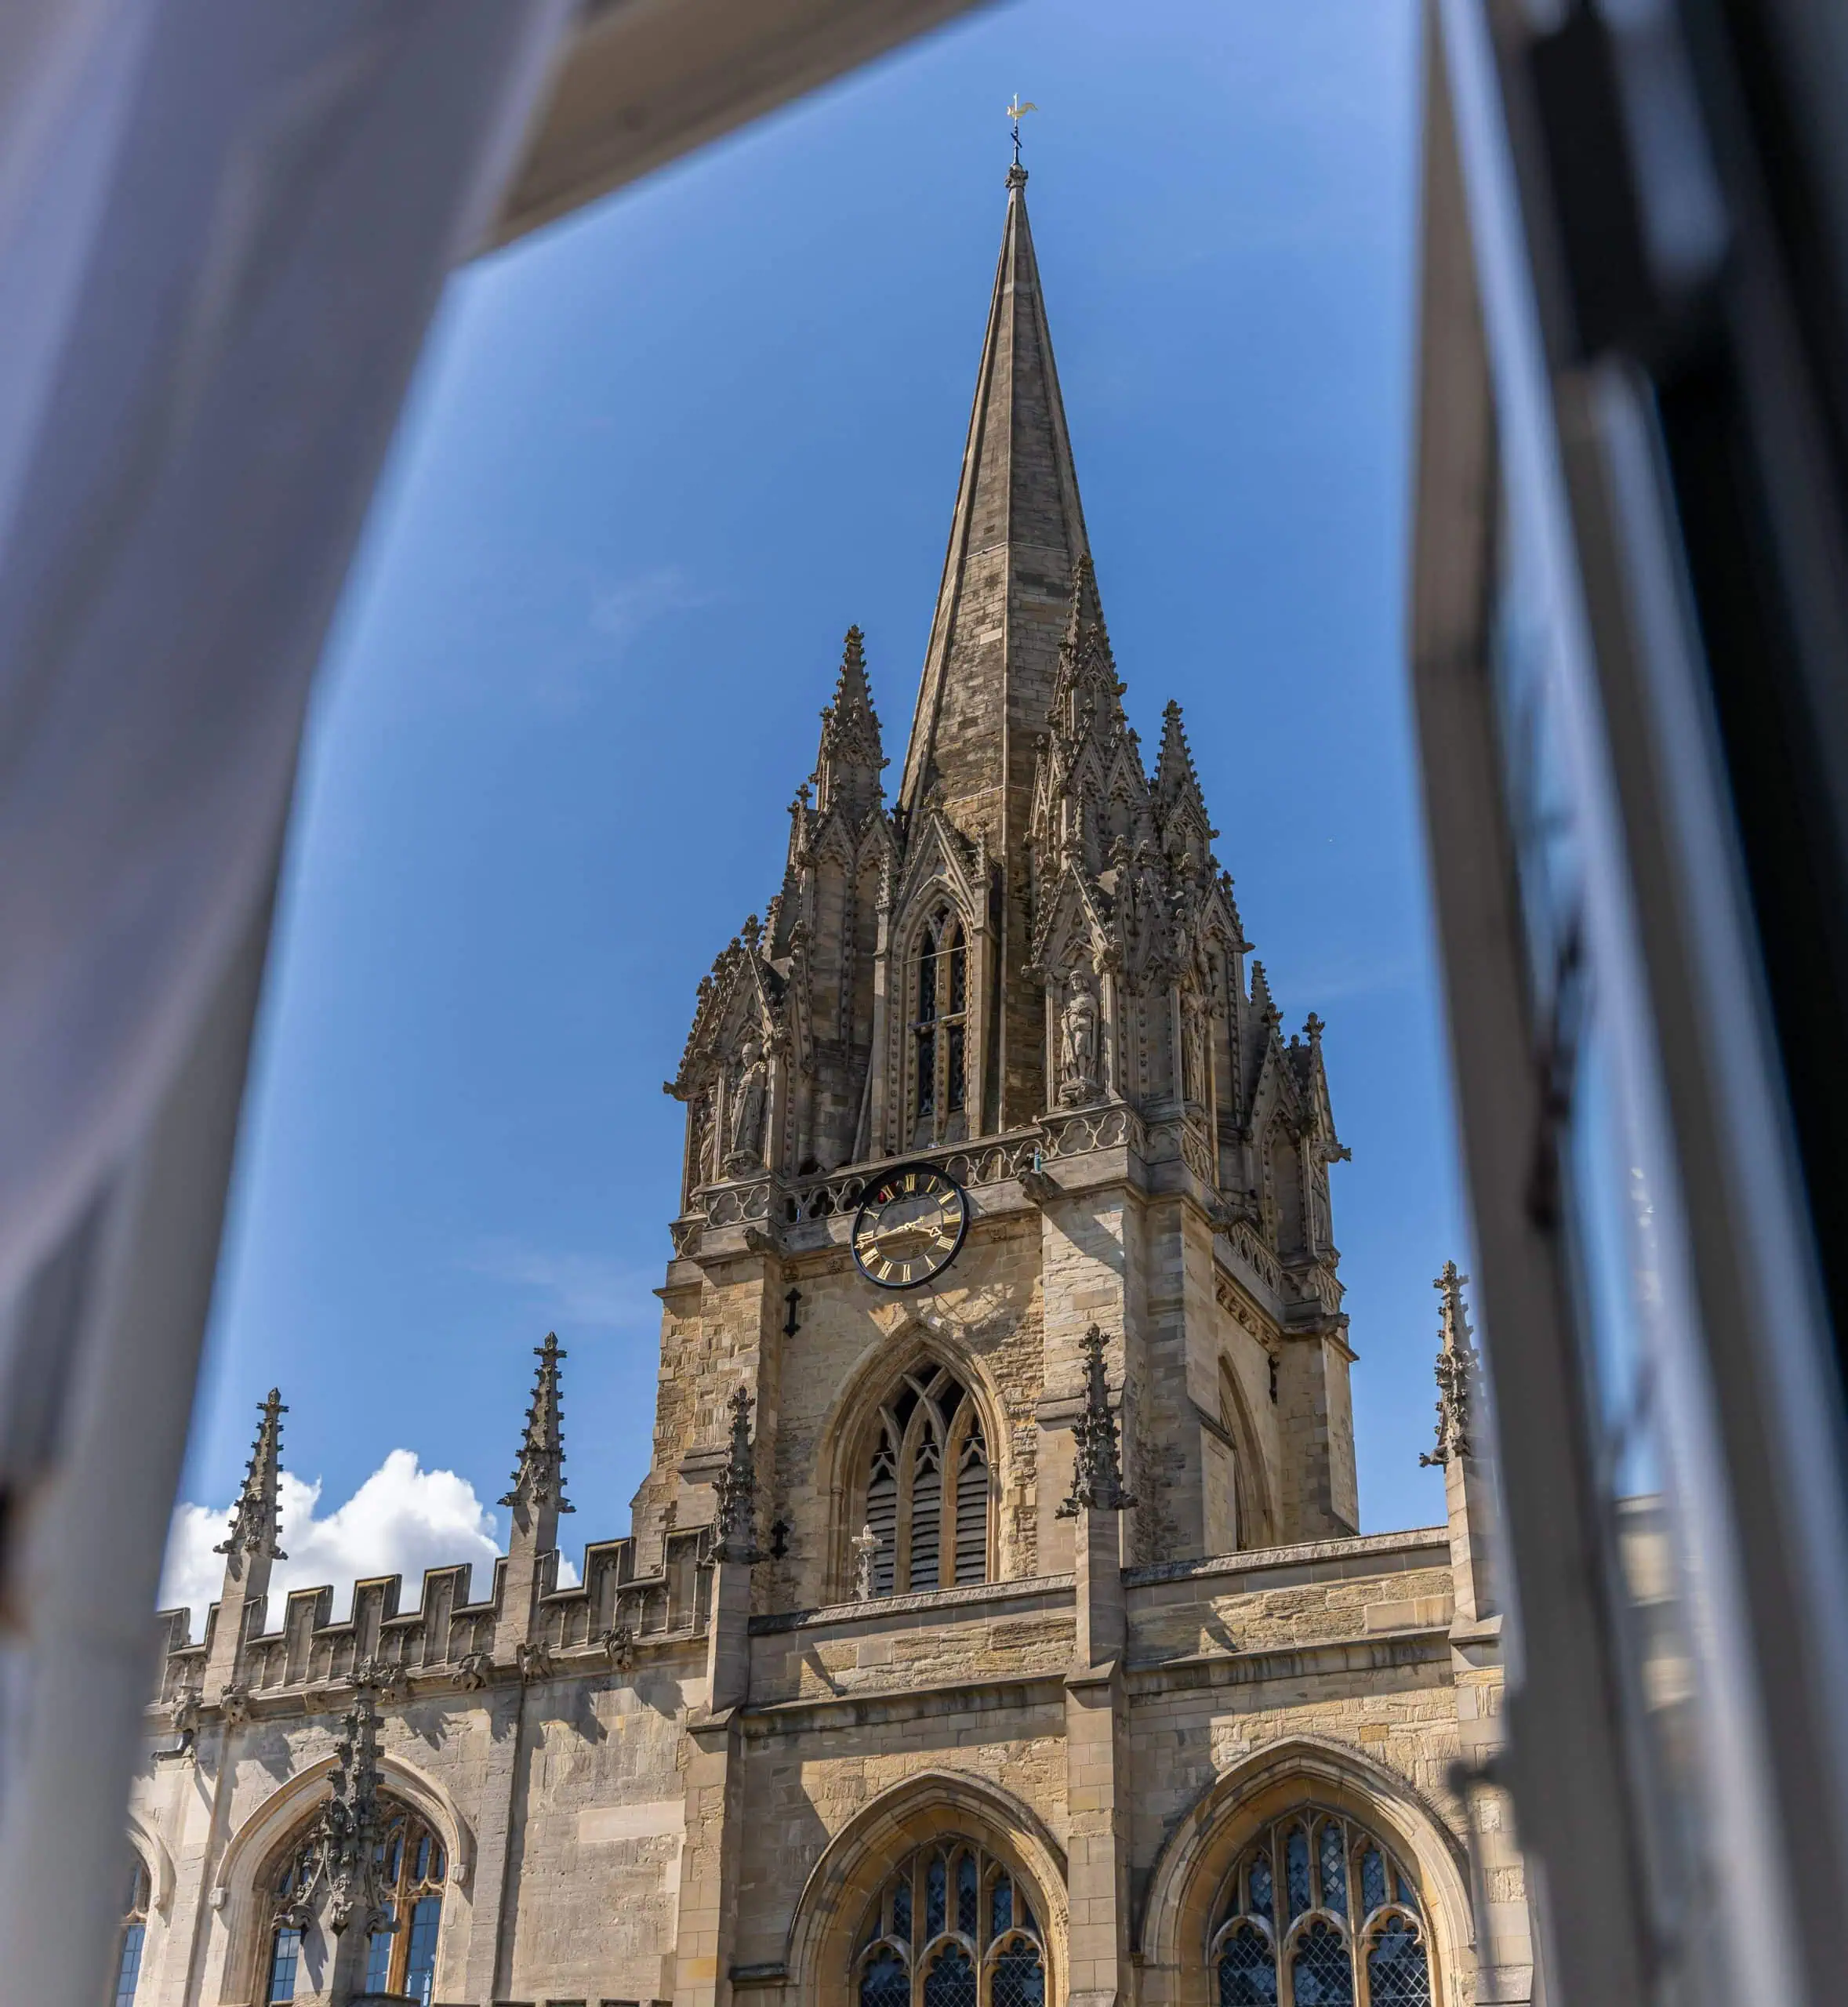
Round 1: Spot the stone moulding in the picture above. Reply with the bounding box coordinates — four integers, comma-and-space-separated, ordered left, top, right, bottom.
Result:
692, 1116, 1149, 1242
740, 1668, 1071, 1737
1123, 1526, 1448, 1589
1133, 1732, 1478, 1983
1125, 1630, 1453, 1693
780, 1766, 1071, 2007
748, 1570, 1077, 1635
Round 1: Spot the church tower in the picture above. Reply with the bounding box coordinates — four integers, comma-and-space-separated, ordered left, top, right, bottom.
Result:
130, 164, 1531, 2007
652, 161, 1359, 1610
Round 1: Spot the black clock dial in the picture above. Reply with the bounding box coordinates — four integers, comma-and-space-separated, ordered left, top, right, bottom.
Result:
851, 1164, 970, 1290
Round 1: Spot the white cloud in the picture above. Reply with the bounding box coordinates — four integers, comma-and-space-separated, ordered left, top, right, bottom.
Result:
160, 1450, 503, 1634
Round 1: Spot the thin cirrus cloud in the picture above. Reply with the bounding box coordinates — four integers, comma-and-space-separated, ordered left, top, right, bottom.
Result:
466, 1238, 658, 1332
158, 1448, 580, 1634
590, 563, 711, 649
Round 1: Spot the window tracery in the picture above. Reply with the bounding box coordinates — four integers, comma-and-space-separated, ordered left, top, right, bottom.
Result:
910, 909, 968, 1144
1211, 1810, 1431, 2007
860, 1366, 990, 1595
362, 1803, 448, 2004
855, 1842, 1044, 2007
260, 1795, 445, 2005
115, 1856, 151, 2007
265, 1828, 317, 2003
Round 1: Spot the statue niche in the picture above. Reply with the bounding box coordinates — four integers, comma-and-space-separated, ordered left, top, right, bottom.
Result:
1180, 987, 1208, 1108
725, 1037, 769, 1174
1057, 971, 1102, 1108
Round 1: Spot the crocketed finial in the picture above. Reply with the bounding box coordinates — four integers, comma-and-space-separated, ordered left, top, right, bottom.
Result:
216, 1388, 288, 1562
501, 1334, 572, 1515
1058, 1325, 1135, 1515
711, 1383, 763, 1564
1420, 1262, 1479, 1468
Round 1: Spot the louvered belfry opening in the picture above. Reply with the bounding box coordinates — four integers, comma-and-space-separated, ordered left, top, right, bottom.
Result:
860, 1364, 991, 1595
911, 908, 970, 1146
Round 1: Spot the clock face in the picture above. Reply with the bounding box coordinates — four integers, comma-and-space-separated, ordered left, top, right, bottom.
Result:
851, 1164, 970, 1290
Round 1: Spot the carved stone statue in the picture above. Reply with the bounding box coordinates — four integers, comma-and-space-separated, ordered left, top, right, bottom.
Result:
727, 1039, 768, 1170
1058, 976, 1100, 1106
1180, 991, 1207, 1105
688, 1087, 714, 1191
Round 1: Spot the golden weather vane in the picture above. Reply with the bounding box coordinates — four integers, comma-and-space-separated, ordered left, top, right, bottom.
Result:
1006, 94, 1039, 169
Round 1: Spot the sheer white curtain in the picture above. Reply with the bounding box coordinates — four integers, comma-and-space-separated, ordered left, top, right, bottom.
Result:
0, 7, 574, 2000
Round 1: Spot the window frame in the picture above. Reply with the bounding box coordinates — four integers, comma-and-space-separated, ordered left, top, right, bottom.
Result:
853, 1839, 1047, 2007
115, 1855, 152, 2007
856, 1363, 993, 1596
907, 906, 970, 1145
1207, 1808, 1432, 2007
258, 1793, 447, 2006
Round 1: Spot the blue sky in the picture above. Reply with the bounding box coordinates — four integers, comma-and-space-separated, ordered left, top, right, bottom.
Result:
169, 0, 1458, 1613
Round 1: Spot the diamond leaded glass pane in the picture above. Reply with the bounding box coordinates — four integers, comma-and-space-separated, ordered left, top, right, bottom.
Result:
927, 1855, 947, 1938
1248, 1851, 1275, 1928
1367, 1919, 1432, 2007
1286, 1828, 1312, 1920
922, 1943, 977, 2007
1217, 1923, 1278, 2007
990, 1938, 1046, 2007
1360, 1849, 1388, 1917
958, 1852, 978, 1936
892, 1877, 912, 1944
860, 1949, 909, 2007
1318, 1821, 1348, 1918
990, 1875, 1013, 1939
1291, 1922, 1354, 2007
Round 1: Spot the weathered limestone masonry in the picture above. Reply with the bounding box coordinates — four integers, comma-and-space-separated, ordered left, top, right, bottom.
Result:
127, 169, 1538, 2007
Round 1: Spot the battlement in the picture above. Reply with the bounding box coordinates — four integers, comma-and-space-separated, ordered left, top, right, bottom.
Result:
151, 1523, 713, 1715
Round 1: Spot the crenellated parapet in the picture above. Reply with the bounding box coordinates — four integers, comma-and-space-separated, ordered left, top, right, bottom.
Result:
151, 1522, 715, 1726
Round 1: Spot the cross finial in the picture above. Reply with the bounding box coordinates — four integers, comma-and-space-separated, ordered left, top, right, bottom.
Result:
853, 1523, 881, 1601
1006, 94, 1038, 171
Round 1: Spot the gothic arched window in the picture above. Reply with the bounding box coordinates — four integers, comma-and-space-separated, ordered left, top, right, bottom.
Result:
862, 1366, 990, 1595
1211, 1810, 1432, 2007
855, 1842, 1045, 2007
910, 909, 968, 1144
361, 1802, 448, 2005
264, 1827, 318, 2004
260, 1796, 446, 2007
114, 1856, 151, 2007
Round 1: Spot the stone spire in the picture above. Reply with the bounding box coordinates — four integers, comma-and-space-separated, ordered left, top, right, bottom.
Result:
812, 625, 886, 824
1420, 1262, 1479, 1468
202, 1387, 288, 1700
495, 1334, 571, 1661
502, 1332, 572, 1519
1153, 699, 1217, 866
1424, 1261, 1498, 1626
898, 162, 1092, 1123
216, 1388, 287, 1567
899, 164, 1090, 828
